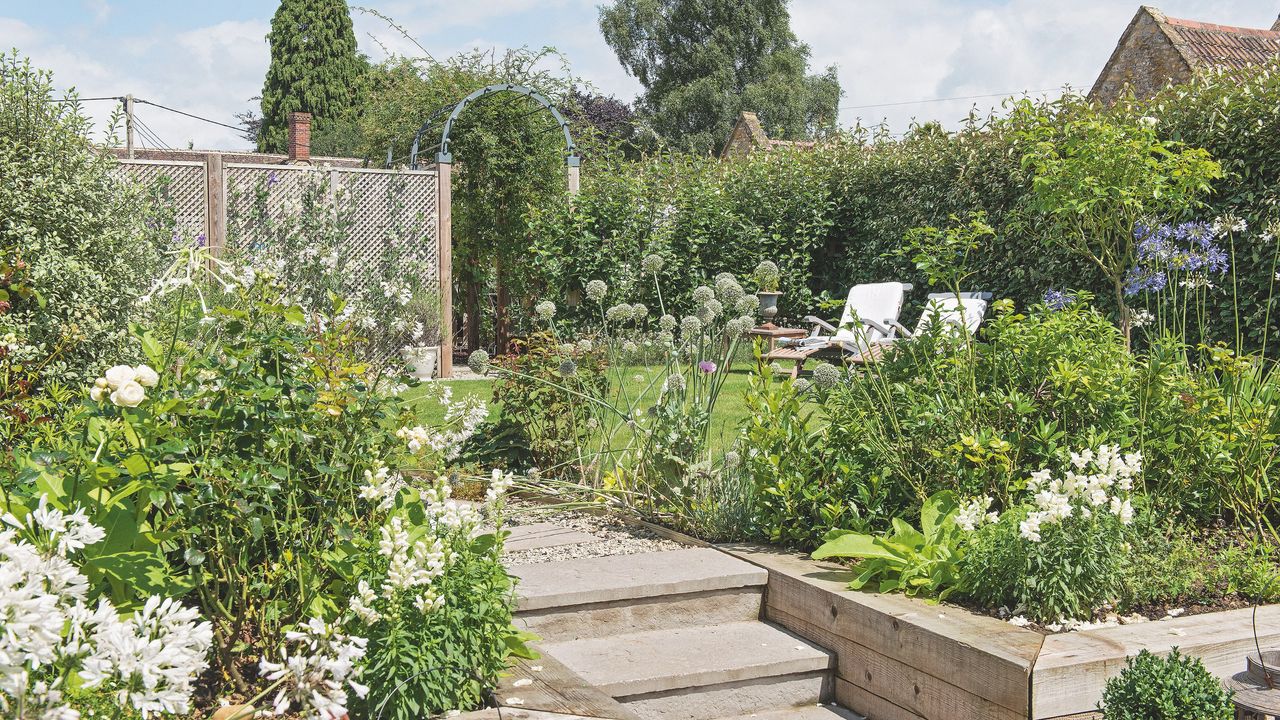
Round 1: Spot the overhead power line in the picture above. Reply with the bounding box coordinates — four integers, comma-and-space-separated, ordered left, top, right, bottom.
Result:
44, 96, 123, 103
134, 98, 245, 132
839, 86, 1079, 112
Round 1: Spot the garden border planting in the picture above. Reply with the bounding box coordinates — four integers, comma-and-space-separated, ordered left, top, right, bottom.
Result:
717, 543, 1280, 720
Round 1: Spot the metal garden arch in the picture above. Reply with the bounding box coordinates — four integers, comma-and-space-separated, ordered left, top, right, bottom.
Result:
408, 83, 581, 191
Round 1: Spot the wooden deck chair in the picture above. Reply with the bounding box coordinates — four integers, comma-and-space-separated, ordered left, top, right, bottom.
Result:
764, 282, 912, 378
848, 291, 993, 364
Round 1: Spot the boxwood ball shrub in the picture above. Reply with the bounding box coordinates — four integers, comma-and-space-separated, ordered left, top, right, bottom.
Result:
1100, 649, 1233, 720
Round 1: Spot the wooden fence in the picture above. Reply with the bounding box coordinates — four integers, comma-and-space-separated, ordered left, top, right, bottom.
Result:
112, 156, 454, 377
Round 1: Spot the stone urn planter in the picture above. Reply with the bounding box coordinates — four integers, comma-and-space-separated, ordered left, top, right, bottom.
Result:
757, 291, 783, 326
402, 345, 439, 379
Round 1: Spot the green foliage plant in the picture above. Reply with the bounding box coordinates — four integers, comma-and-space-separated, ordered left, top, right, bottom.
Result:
1013, 97, 1222, 346
492, 332, 611, 476
1100, 649, 1233, 720
960, 445, 1137, 624
0, 52, 165, 390
811, 491, 966, 599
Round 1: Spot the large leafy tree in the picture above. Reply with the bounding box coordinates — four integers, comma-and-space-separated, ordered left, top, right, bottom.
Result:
599, 0, 840, 154
258, 0, 365, 154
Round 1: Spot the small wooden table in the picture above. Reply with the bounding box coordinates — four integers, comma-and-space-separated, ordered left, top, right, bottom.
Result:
745, 324, 807, 354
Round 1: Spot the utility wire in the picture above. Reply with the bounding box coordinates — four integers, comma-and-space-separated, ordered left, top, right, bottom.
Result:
44, 96, 123, 103
839, 86, 1077, 111
134, 98, 245, 132
132, 112, 171, 150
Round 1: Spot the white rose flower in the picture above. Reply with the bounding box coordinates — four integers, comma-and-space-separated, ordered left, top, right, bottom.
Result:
110, 380, 147, 408
104, 364, 137, 389
89, 386, 107, 403
134, 364, 160, 388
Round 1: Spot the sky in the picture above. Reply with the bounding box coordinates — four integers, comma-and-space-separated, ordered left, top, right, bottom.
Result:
2, 0, 1277, 151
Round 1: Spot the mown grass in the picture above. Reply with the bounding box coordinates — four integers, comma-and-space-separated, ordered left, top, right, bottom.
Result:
399, 360, 763, 456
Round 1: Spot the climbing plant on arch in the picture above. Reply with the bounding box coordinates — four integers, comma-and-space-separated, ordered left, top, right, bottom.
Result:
397, 79, 582, 372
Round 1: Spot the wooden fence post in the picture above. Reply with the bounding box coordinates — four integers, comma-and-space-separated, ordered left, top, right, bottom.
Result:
206, 153, 226, 259
436, 161, 453, 378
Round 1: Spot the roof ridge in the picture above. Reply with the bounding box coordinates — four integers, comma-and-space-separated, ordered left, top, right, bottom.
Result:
1158, 14, 1280, 38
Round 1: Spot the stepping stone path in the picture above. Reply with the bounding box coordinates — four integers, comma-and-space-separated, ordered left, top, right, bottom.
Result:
501, 515, 864, 720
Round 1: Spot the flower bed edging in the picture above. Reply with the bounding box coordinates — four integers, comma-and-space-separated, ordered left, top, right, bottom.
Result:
716, 543, 1280, 720
719, 543, 1040, 720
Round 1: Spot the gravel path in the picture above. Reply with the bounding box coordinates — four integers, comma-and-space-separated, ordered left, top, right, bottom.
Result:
502, 500, 685, 565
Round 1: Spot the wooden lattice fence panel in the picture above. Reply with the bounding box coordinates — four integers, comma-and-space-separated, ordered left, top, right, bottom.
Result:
111, 159, 207, 241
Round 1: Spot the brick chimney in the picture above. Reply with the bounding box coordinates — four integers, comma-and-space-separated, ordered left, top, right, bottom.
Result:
286, 111, 311, 164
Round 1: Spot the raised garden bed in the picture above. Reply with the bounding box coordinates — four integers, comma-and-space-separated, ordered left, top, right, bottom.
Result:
718, 543, 1280, 720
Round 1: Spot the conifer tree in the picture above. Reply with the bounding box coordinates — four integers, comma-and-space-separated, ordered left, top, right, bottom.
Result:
258, 0, 363, 153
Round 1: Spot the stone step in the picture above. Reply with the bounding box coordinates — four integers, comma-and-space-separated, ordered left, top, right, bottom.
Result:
517, 586, 763, 641
716, 705, 865, 720
539, 621, 833, 720
512, 548, 767, 612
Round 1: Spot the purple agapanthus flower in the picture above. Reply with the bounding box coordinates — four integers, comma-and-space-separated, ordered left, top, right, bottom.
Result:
196, 232, 207, 247
267, 171, 278, 187
1126, 220, 1228, 296
697, 360, 717, 374
1043, 288, 1075, 311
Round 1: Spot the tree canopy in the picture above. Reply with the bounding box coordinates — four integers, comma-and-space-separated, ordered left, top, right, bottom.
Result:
599, 0, 841, 154
258, 0, 365, 154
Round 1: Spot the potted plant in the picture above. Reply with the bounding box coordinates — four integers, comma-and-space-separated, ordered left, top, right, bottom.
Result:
402, 344, 439, 379
401, 293, 441, 379
752, 260, 782, 325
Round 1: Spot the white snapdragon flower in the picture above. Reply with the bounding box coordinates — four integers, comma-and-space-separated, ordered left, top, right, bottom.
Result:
486, 470, 515, 504
359, 462, 404, 512
955, 496, 995, 532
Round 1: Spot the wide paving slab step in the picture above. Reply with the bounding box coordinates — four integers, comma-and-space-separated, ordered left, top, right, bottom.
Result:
512, 548, 767, 612
716, 705, 864, 720
538, 621, 832, 698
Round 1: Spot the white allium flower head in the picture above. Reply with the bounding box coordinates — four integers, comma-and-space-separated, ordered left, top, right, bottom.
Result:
692, 286, 715, 304
659, 314, 677, 332
641, 254, 664, 274
585, 280, 608, 302
534, 300, 557, 322
811, 362, 841, 390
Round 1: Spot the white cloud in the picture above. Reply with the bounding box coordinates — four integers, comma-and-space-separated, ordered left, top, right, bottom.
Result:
4, 0, 1277, 149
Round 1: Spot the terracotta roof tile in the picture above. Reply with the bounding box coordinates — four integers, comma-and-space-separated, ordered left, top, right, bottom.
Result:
1159, 13, 1280, 70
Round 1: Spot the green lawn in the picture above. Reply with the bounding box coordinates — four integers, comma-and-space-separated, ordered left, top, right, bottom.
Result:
399, 361, 762, 455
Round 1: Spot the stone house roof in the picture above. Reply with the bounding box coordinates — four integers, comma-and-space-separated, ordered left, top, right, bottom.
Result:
720, 111, 817, 159
1091, 6, 1280, 104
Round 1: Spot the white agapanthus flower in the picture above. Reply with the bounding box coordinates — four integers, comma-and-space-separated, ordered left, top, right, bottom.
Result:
1, 496, 210, 719
258, 618, 369, 720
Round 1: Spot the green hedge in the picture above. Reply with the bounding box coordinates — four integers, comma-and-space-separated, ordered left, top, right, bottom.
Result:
528, 59, 1280, 347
